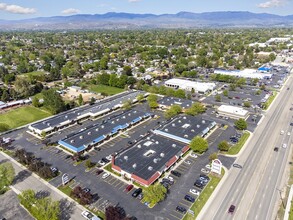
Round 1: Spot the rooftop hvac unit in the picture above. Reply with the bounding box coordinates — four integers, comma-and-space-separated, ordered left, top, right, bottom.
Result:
65, 115, 68, 118
191, 129, 195, 132
112, 121, 115, 124
128, 113, 131, 116
178, 120, 181, 123
155, 141, 159, 144
101, 125, 104, 128
79, 136, 83, 139
70, 140, 74, 143
184, 134, 188, 138
172, 124, 175, 127
165, 129, 168, 132
117, 119, 119, 121
147, 137, 150, 140
134, 111, 137, 113
148, 166, 153, 171
137, 144, 141, 148
47, 123, 50, 126
160, 153, 165, 157
96, 128, 99, 131
202, 120, 205, 124
88, 132, 91, 135
183, 116, 186, 119
167, 99, 170, 101
124, 156, 128, 161
197, 125, 200, 128
172, 144, 176, 147
132, 163, 137, 169
123, 116, 126, 119
153, 159, 158, 163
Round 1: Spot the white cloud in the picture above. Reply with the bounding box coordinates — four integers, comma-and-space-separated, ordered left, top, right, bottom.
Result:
257, 0, 286, 8
0, 3, 36, 14
61, 8, 80, 15
128, 0, 141, 2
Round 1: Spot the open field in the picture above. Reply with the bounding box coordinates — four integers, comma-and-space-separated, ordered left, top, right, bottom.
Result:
0, 106, 51, 131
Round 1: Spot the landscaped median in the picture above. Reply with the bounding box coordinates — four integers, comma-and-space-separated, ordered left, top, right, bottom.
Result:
225, 131, 250, 155
183, 169, 225, 220
263, 91, 277, 110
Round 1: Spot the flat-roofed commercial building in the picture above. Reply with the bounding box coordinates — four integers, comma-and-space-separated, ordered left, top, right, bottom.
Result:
217, 105, 249, 119
28, 91, 147, 135
214, 69, 272, 79
59, 110, 152, 153
112, 134, 189, 186
158, 96, 193, 110
165, 78, 216, 94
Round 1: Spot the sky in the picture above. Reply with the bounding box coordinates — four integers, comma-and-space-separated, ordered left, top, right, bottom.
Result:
0, 0, 292, 20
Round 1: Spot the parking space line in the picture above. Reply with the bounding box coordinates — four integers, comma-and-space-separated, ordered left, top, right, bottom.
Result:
169, 212, 183, 220
179, 201, 191, 208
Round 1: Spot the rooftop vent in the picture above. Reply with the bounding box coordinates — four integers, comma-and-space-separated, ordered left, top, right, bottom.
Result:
183, 116, 186, 119
153, 158, 158, 163
165, 129, 168, 132
101, 125, 104, 128
123, 116, 126, 119
88, 132, 91, 135
79, 135, 83, 139
202, 120, 205, 124
197, 125, 200, 128
128, 113, 131, 116
172, 144, 176, 147
134, 111, 137, 113
70, 140, 74, 143
65, 115, 68, 118
191, 129, 195, 132
148, 166, 153, 171
112, 121, 115, 124
95, 128, 99, 131
132, 163, 137, 169
147, 137, 150, 140
160, 153, 165, 157
155, 141, 159, 144
47, 123, 50, 126
116, 119, 119, 121
172, 123, 176, 127
184, 134, 188, 138
178, 120, 181, 123
124, 156, 128, 161
137, 144, 141, 148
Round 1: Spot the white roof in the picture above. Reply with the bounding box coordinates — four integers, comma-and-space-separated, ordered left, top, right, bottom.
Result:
218, 105, 248, 117
214, 69, 272, 79
165, 78, 216, 93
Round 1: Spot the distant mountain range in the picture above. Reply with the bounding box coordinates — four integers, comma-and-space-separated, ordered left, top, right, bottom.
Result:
0, 11, 293, 30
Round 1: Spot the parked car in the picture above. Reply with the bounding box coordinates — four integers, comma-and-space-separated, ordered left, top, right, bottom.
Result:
83, 188, 90, 193
194, 180, 204, 189
184, 194, 195, 203
101, 158, 110, 163
199, 174, 210, 181
96, 169, 103, 175
126, 184, 134, 192
189, 189, 200, 196
199, 177, 209, 184
232, 164, 243, 169
167, 176, 174, 181
171, 170, 181, 177
50, 167, 58, 174
106, 155, 112, 161
81, 210, 101, 220
98, 160, 106, 166
201, 168, 210, 174
176, 206, 187, 214
190, 153, 198, 158
132, 188, 142, 198
137, 193, 144, 200
274, 147, 279, 152
228, 205, 236, 214
65, 155, 71, 159
102, 173, 110, 179
205, 164, 211, 169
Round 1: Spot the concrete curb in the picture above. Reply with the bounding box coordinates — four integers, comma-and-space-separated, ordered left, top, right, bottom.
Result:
197, 166, 228, 220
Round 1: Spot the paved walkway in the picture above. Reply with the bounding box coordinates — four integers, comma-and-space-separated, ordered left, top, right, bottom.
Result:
0, 152, 85, 220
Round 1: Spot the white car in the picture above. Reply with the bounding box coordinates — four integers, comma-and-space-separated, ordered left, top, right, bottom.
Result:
189, 189, 200, 196
106, 155, 112, 161
280, 130, 284, 135
288, 132, 291, 136
190, 153, 198, 158
201, 168, 210, 174
205, 164, 211, 169
102, 172, 110, 179
167, 176, 174, 181
184, 160, 191, 165
98, 160, 106, 166
81, 210, 101, 220
283, 144, 287, 148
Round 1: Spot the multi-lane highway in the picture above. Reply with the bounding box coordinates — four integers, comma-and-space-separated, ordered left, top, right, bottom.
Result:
199, 75, 293, 220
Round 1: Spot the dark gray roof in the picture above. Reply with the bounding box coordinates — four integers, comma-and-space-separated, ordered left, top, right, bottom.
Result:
61, 110, 148, 149
158, 97, 193, 109
114, 134, 185, 180
156, 115, 215, 141
31, 91, 145, 131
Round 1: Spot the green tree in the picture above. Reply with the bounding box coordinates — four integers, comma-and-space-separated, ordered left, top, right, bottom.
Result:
122, 100, 132, 110
136, 94, 144, 103
223, 90, 229, 97
209, 152, 218, 161
218, 140, 230, 151
164, 105, 182, 119
185, 102, 206, 116
0, 162, 15, 194
235, 118, 247, 130
32, 96, 40, 107
215, 94, 222, 102
14, 77, 32, 98
78, 94, 84, 106
229, 84, 237, 91
243, 101, 251, 108
42, 89, 65, 114
85, 159, 95, 169
174, 89, 186, 99
123, 65, 132, 76
143, 184, 167, 206
189, 136, 208, 153
97, 73, 110, 85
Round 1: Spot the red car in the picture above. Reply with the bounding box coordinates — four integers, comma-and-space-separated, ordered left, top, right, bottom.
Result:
126, 184, 134, 192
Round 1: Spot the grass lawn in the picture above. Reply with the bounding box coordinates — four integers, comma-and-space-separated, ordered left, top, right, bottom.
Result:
0, 106, 51, 131
88, 84, 124, 96
183, 170, 225, 220
225, 131, 250, 155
